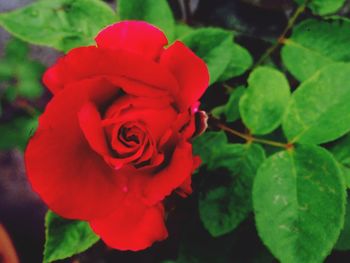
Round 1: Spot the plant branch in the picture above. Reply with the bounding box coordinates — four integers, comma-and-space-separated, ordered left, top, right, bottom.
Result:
253, 0, 310, 68
208, 115, 292, 149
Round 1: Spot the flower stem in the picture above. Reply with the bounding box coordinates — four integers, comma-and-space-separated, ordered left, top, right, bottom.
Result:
253, 0, 310, 68
208, 115, 292, 149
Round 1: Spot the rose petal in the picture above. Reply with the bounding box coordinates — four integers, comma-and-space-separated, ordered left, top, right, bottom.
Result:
105, 102, 178, 143
160, 41, 209, 110
102, 95, 172, 121
25, 78, 127, 220
142, 140, 195, 205
78, 102, 110, 157
175, 155, 201, 197
89, 200, 168, 251
43, 47, 178, 96
95, 21, 168, 61
193, 110, 209, 137
176, 177, 192, 198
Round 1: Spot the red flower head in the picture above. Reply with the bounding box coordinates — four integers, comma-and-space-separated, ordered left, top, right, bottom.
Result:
25, 21, 209, 251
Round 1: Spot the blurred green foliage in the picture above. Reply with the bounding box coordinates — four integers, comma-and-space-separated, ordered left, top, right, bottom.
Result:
0, 38, 45, 100
0, 38, 41, 151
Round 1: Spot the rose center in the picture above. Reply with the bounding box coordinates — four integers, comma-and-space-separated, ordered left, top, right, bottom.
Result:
118, 125, 144, 147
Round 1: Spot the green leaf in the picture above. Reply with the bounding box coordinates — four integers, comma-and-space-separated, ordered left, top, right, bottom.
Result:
174, 23, 195, 39
194, 132, 265, 236
294, 0, 346, 15
218, 44, 253, 82
329, 133, 350, 188
200, 145, 265, 236
0, 116, 38, 151
239, 67, 290, 135
211, 86, 245, 122
117, 0, 175, 41
180, 28, 233, 85
282, 63, 350, 144
44, 210, 99, 263
281, 18, 350, 81
225, 86, 245, 122
211, 105, 226, 119
335, 197, 350, 251
253, 145, 346, 263
193, 131, 228, 169
0, 0, 116, 52
181, 28, 251, 83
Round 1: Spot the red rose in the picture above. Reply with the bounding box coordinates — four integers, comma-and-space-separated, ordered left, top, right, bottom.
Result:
25, 21, 209, 250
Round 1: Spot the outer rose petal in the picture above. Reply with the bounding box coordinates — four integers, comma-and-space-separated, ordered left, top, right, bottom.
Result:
90, 200, 168, 251
176, 177, 193, 198
160, 41, 210, 110
78, 102, 110, 157
95, 21, 168, 60
25, 78, 127, 220
43, 47, 178, 95
142, 140, 195, 205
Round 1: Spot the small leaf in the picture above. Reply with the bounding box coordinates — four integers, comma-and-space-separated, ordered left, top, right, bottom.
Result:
200, 145, 265, 236
193, 131, 228, 168
211, 86, 245, 122
253, 145, 346, 263
294, 0, 346, 15
225, 86, 245, 122
0, 116, 38, 151
239, 67, 290, 135
180, 28, 233, 85
225, 86, 246, 122
194, 132, 265, 236
211, 105, 226, 119
44, 210, 99, 263
218, 44, 253, 82
282, 18, 350, 81
117, 0, 175, 41
282, 63, 350, 144
0, 0, 116, 52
